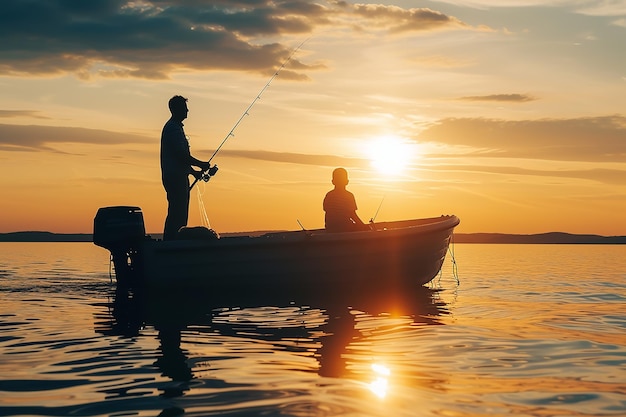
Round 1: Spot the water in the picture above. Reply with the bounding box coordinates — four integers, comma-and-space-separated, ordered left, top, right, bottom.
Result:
1, 242, 624, 416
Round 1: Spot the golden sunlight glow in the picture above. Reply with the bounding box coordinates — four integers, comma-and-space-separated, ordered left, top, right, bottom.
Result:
365, 135, 414, 176
369, 363, 391, 399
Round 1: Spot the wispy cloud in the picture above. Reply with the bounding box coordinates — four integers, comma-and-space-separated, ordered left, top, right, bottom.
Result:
0, 124, 152, 152
350, 4, 468, 33
418, 115, 626, 162
459, 93, 537, 102
0, 122, 368, 168
431, 0, 626, 16
0, 0, 477, 80
0, 110, 50, 119
208, 149, 366, 168
574, 1, 626, 17
434, 164, 626, 185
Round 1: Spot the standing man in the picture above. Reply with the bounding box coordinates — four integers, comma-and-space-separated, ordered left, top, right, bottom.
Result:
160, 95, 217, 240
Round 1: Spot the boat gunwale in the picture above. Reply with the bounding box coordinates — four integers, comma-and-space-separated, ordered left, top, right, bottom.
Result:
146, 215, 460, 252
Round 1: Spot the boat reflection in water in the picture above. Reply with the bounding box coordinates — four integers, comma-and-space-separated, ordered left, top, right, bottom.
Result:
95, 274, 449, 414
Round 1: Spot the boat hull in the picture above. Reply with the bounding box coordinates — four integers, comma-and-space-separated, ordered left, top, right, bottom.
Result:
137, 215, 460, 292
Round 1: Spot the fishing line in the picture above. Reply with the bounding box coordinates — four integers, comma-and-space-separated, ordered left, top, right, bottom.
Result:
196, 182, 212, 229
190, 37, 310, 192
191, 37, 310, 229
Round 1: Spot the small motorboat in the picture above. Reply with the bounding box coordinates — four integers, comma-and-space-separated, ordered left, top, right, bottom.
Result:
93, 206, 459, 294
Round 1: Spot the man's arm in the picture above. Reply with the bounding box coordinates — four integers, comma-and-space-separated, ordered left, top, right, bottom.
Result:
349, 193, 370, 230
188, 155, 210, 171
188, 157, 218, 179
350, 211, 366, 226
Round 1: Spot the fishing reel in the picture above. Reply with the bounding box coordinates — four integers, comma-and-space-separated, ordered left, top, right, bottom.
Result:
201, 165, 219, 182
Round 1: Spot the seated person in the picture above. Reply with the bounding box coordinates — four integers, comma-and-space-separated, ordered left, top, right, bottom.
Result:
323, 168, 370, 232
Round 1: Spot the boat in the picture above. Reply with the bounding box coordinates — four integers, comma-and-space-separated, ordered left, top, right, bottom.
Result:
93, 206, 459, 294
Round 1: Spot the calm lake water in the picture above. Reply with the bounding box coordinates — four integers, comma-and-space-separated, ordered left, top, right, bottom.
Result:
0, 242, 624, 417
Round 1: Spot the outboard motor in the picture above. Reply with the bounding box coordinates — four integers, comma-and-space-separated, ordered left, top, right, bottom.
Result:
94, 206, 146, 288
94, 206, 146, 250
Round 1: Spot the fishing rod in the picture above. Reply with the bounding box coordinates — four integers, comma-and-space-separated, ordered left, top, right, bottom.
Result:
369, 195, 385, 224
190, 38, 310, 191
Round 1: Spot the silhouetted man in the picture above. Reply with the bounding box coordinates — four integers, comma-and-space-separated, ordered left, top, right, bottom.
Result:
160, 95, 216, 240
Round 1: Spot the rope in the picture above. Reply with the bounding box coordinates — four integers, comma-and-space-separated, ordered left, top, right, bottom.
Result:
109, 253, 114, 284
448, 234, 459, 285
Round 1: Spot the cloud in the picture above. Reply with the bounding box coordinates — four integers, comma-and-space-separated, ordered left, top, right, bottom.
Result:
214, 149, 366, 168
0, 124, 153, 152
426, 0, 566, 8
411, 55, 474, 69
613, 18, 626, 27
434, 164, 626, 185
350, 4, 468, 33
0, 110, 50, 119
573, 1, 626, 17
459, 94, 537, 102
0, 0, 475, 79
0, 122, 366, 168
430, 0, 626, 16
418, 115, 626, 162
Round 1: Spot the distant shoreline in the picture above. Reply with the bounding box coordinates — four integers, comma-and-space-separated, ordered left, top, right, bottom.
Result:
0, 231, 625, 244
452, 232, 626, 244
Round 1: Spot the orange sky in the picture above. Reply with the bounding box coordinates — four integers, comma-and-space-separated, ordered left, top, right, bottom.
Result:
1, 1, 625, 235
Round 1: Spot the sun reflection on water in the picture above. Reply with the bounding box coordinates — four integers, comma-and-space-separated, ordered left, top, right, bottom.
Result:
368, 363, 391, 399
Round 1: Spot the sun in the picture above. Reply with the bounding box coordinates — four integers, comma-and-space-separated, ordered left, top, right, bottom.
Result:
365, 135, 414, 176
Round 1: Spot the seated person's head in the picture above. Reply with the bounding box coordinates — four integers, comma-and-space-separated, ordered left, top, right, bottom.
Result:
332, 167, 349, 187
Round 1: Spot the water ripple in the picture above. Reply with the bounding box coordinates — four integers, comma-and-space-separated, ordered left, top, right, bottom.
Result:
1, 243, 625, 417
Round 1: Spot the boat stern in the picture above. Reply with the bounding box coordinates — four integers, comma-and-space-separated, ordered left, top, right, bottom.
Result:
93, 206, 147, 288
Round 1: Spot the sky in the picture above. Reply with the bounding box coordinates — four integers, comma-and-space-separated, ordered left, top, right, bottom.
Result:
1, 0, 625, 235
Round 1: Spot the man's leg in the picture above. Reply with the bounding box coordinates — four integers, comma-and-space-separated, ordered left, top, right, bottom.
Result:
163, 180, 190, 240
